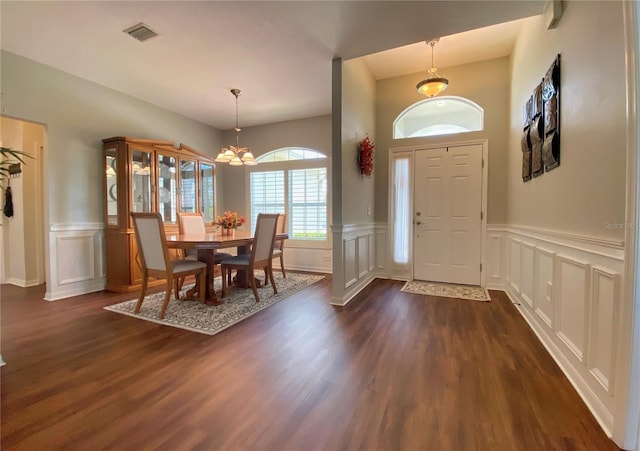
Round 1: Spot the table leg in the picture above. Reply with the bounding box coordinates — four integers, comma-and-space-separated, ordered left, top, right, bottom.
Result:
185, 250, 221, 305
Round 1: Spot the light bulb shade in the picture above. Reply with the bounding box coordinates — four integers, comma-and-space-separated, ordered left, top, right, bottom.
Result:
229, 157, 243, 166
215, 151, 229, 162
416, 76, 449, 97
241, 151, 255, 162
243, 159, 258, 166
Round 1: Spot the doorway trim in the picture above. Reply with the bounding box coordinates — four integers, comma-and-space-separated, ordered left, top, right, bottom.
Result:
388, 138, 488, 286
0, 117, 47, 288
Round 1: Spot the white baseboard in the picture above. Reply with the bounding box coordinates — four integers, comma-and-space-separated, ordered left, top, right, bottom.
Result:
4, 277, 43, 288
330, 273, 376, 306
44, 279, 105, 301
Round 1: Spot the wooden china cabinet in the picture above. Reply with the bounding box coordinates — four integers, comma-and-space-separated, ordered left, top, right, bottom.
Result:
103, 137, 218, 292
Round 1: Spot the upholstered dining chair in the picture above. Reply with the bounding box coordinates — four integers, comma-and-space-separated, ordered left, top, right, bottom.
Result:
220, 213, 279, 302
176, 212, 232, 294
271, 213, 286, 278
131, 212, 206, 319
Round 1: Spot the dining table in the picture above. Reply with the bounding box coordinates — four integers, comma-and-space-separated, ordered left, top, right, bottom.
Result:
166, 229, 288, 304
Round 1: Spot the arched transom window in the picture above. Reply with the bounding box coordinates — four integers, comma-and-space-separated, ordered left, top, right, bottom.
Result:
393, 96, 484, 139
256, 147, 326, 162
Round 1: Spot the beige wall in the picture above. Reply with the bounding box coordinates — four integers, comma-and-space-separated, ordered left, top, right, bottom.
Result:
1, 51, 222, 226
220, 115, 332, 215
507, 2, 627, 241
341, 58, 376, 225
374, 56, 510, 224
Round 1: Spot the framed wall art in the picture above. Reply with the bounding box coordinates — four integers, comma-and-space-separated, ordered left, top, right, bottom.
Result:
520, 54, 561, 182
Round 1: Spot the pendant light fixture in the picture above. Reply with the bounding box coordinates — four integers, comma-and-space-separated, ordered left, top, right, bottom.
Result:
215, 89, 257, 166
416, 38, 449, 97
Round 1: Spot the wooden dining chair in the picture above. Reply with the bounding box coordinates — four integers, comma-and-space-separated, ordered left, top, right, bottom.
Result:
271, 213, 286, 278
131, 212, 206, 319
220, 213, 279, 302
176, 212, 231, 294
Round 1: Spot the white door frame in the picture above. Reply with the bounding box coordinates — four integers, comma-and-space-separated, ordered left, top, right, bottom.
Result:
388, 138, 488, 287
615, 1, 640, 449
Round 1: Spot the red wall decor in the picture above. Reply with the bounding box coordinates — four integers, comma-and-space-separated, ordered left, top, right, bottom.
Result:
359, 135, 374, 177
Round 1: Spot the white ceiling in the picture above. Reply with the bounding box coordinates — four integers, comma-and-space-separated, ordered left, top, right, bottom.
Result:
0, 1, 543, 130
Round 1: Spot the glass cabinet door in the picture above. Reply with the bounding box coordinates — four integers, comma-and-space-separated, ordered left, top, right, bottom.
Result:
200, 163, 215, 223
180, 159, 197, 213
105, 147, 119, 227
157, 153, 177, 223
131, 149, 152, 213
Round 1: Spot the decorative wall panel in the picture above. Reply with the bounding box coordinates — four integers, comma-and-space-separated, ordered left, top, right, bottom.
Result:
358, 236, 369, 279
56, 234, 95, 284
487, 234, 504, 285
535, 247, 555, 328
588, 267, 619, 393
46, 223, 105, 301
521, 242, 535, 307
556, 255, 590, 362
344, 237, 357, 289
510, 239, 522, 293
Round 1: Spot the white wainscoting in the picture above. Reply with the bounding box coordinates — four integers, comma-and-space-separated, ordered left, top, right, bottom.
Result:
330, 223, 385, 306
284, 247, 332, 274
486, 225, 624, 437
45, 223, 105, 301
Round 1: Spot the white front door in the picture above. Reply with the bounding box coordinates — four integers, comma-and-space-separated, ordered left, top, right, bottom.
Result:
413, 144, 483, 285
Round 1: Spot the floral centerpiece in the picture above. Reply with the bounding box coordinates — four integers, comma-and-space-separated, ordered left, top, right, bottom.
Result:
359, 135, 374, 177
215, 210, 247, 230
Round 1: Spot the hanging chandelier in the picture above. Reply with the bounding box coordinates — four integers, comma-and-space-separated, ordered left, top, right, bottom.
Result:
215, 88, 257, 166
416, 38, 449, 97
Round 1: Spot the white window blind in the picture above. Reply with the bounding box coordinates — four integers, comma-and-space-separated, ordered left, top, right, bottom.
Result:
250, 171, 285, 229
249, 147, 329, 244
289, 168, 327, 240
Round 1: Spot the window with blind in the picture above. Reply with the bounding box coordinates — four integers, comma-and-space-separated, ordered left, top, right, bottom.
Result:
249, 148, 329, 245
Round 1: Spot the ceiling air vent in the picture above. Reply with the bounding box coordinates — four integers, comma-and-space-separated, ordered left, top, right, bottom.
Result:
123, 23, 158, 42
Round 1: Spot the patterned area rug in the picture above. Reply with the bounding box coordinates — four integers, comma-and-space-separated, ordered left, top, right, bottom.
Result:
104, 272, 324, 335
401, 280, 491, 302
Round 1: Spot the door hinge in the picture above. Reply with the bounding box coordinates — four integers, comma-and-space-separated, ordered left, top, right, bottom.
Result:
480, 263, 483, 272
481, 211, 483, 220
482, 159, 485, 168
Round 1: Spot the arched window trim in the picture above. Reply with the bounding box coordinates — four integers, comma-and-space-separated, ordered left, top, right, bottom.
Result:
393, 95, 484, 139
255, 146, 327, 163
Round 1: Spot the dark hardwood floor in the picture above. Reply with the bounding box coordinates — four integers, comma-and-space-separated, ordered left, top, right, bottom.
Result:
1, 276, 619, 450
